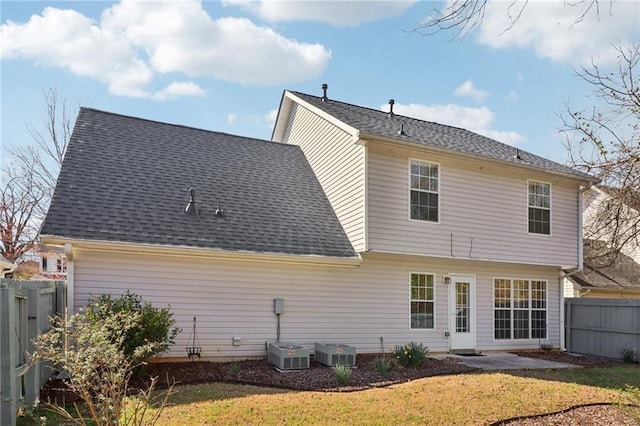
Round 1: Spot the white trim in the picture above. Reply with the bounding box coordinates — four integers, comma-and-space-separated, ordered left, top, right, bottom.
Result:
408, 271, 436, 330
365, 249, 576, 269
526, 179, 552, 236
64, 243, 75, 314
40, 236, 362, 268
407, 158, 441, 224
448, 274, 476, 351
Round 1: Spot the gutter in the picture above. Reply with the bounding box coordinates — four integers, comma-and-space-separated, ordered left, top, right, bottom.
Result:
559, 182, 597, 351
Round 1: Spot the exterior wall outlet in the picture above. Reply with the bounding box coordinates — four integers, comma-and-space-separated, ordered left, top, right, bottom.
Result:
444, 331, 450, 338
232, 337, 241, 346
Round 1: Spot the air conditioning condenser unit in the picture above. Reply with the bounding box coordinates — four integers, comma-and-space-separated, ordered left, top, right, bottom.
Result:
314, 343, 356, 367
268, 342, 310, 370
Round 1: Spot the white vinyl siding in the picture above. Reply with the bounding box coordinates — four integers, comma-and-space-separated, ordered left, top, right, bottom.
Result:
280, 104, 365, 252
71, 248, 561, 359
367, 145, 581, 267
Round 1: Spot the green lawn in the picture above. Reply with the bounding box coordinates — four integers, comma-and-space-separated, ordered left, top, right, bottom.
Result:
21, 365, 640, 425
155, 366, 640, 425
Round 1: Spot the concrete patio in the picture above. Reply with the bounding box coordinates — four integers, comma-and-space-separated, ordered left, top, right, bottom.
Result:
433, 352, 581, 370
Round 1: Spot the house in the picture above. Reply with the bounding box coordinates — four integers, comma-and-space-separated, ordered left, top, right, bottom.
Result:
40, 87, 597, 360
563, 241, 640, 298
1, 255, 15, 278
582, 186, 640, 264
563, 186, 640, 298
34, 244, 68, 280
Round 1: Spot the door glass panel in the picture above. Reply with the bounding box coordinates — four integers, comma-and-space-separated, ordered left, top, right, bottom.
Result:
456, 282, 470, 333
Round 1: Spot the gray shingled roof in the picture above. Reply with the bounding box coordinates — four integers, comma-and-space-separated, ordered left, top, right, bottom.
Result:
41, 108, 357, 258
290, 91, 595, 181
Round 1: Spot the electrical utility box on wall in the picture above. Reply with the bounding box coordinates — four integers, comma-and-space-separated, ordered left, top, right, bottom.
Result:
274, 298, 284, 315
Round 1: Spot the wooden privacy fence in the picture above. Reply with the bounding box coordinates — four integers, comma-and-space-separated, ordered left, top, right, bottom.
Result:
565, 298, 640, 360
0, 280, 66, 426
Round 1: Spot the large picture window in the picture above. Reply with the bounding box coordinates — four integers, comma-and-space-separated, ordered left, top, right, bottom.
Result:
410, 160, 439, 222
494, 278, 547, 340
528, 181, 550, 234
410, 273, 435, 329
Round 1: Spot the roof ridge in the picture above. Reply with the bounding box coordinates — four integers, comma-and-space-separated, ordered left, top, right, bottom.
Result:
80, 107, 297, 148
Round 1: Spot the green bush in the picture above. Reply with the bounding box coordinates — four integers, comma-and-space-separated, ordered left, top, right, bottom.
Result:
85, 291, 180, 362
332, 364, 353, 386
620, 348, 636, 363
32, 309, 175, 425
372, 356, 391, 377
393, 342, 429, 368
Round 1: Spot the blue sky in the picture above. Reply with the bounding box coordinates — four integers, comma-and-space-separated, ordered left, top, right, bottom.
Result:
2, 0, 639, 165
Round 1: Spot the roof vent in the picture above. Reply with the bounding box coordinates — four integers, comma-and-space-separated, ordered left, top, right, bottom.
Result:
388, 99, 395, 117
184, 188, 200, 216
398, 123, 406, 136
215, 204, 225, 218
321, 83, 328, 102
514, 148, 522, 160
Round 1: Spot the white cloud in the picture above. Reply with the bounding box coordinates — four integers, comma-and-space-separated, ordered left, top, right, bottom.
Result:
151, 82, 206, 101
1, 0, 331, 99
223, 0, 415, 26
454, 80, 488, 102
478, 1, 640, 65
383, 102, 525, 146
227, 113, 238, 124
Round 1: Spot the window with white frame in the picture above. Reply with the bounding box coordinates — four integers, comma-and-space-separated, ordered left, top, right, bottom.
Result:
410, 160, 439, 222
494, 278, 547, 340
528, 181, 550, 234
410, 273, 435, 329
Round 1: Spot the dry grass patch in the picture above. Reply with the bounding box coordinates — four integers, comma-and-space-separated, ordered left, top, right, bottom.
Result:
154, 372, 627, 425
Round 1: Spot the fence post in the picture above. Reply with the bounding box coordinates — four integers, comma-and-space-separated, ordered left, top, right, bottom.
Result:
565, 299, 572, 352
23, 287, 40, 406
0, 284, 17, 426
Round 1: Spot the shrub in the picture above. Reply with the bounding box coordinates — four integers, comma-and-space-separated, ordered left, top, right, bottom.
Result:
85, 291, 180, 362
393, 342, 429, 368
620, 348, 636, 363
32, 308, 175, 425
332, 364, 353, 386
372, 356, 391, 377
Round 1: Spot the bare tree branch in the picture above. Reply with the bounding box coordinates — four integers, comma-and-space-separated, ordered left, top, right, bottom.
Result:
1, 166, 46, 263
561, 43, 640, 266
413, 0, 613, 38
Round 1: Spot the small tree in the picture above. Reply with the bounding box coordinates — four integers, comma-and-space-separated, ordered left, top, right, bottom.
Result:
32, 309, 174, 425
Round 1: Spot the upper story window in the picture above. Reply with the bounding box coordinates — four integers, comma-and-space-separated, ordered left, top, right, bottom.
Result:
410, 160, 439, 222
528, 181, 550, 235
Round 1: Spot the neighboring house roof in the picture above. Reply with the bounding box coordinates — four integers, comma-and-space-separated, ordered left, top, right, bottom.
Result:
40, 108, 358, 259
567, 240, 640, 292
275, 90, 596, 182
592, 185, 640, 212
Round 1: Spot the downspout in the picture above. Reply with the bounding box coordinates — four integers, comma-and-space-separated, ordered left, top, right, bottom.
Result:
559, 183, 593, 351
64, 243, 74, 315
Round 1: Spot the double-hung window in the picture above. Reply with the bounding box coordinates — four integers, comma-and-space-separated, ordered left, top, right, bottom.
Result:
493, 278, 547, 340
410, 160, 439, 222
528, 181, 551, 234
410, 273, 435, 329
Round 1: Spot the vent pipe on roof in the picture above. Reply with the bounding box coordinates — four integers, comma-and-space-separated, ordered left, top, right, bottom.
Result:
388, 99, 395, 117
321, 83, 328, 102
398, 123, 406, 136
215, 204, 225, 218
514, 148, 522, 160
184, 188, 200, 216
